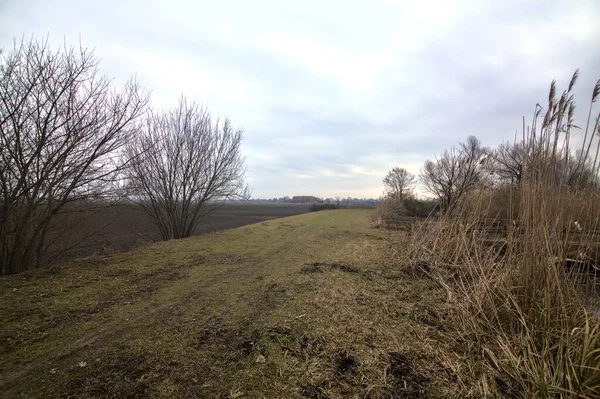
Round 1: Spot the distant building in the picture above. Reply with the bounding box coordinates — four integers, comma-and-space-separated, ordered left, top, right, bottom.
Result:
292, 195, 317, 203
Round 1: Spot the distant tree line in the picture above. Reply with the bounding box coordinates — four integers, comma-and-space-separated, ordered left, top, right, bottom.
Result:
0, 37, 249, 274
251, 197, 379, 205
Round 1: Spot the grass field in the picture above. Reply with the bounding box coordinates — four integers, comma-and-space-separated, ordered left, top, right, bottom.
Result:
0, 210, 454, 398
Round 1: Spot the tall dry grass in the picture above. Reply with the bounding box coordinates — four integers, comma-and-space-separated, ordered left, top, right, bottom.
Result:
405, 72, 600, 398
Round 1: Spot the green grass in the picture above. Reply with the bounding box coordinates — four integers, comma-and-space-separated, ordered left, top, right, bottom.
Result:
0, 210, 450, 398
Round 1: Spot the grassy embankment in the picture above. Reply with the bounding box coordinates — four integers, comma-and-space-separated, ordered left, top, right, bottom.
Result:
1, 210, 453, 398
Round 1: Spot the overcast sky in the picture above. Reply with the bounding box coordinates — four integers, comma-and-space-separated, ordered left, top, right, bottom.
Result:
1, 0, 599, 198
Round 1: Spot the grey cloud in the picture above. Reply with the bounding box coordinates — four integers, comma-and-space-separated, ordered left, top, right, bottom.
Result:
1, 0, 599, 198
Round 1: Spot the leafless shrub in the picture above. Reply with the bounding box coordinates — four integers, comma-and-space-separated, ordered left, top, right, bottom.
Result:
0, 37, 149, 274
124, 97, 250, 241
373, 194, 437, 229
372, 196, 407, 229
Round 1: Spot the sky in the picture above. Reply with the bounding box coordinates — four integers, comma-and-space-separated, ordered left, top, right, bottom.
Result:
1, 0, 599, 199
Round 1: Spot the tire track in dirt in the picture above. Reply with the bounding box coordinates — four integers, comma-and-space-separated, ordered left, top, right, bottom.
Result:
0, 257, 260, 396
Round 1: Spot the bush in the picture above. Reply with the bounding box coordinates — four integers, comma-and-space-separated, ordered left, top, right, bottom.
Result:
373, 195, 438, 228
309, 203, 339, 212
401, 196, 438, 217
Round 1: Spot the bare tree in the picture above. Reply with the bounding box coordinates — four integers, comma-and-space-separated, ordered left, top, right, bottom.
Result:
491, 140, 529, 185
420, 136, 489, 213
124, 97, 250, 241
382, 167, 415, 199
0, 38, 148, 274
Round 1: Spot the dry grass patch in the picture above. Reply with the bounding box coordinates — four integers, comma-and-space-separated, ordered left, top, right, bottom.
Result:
1, 210, 454, 398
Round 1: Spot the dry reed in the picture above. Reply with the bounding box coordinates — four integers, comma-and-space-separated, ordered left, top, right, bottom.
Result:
404, 72, 600, 398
